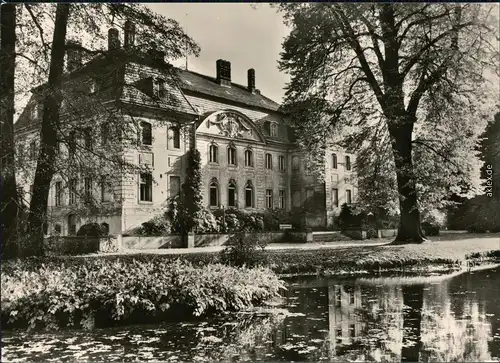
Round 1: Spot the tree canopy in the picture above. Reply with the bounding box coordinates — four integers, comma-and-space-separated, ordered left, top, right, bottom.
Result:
277, 3, 499, 242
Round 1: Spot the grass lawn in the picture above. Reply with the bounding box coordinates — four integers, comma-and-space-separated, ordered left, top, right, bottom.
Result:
65, 233, 500, 276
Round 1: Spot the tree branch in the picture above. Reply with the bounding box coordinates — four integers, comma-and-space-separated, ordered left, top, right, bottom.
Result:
401, 20, 475, 76
412, 139, 461, 170
24, 4, 51, 55
330, 6, 386, 110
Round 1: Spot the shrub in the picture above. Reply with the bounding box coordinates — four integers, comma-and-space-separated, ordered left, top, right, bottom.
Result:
139, 215, 170, 236
1, 258, 284, 331
448, 196, 500, 233
76, 223, 102, 237
220, 232, 268, 268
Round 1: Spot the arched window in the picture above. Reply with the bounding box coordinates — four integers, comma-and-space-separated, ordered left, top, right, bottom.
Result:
332, 153, 338, 169
68, 214, 77, 236
209, 178, 219, 207
209, 143, 219, 163
168, 126, 180, 149
228, 179, 237, 208
140, 121, 152, 145
245, 181, 254, 208
227, 143, 237, 166
244, 148, 253, 167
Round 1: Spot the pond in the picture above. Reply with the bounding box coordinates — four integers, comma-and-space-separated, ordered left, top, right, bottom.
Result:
2, 267, 500, 362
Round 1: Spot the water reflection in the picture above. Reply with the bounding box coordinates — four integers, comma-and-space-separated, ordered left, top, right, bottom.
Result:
2, 269, 500, 362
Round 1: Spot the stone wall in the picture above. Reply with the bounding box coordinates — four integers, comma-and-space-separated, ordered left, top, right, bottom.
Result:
122, 232, 289, 249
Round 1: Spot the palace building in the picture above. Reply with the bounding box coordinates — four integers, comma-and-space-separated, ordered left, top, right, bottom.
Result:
14, 22, 357, 236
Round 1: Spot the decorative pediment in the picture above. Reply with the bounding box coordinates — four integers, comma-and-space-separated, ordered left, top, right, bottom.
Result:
197, 110, 265, 142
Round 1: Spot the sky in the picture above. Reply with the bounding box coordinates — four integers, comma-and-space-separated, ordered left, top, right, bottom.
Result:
147, 3, 291, 104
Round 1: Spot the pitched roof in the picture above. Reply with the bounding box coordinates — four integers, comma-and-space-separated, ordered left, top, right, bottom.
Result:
174, 68, 281, 113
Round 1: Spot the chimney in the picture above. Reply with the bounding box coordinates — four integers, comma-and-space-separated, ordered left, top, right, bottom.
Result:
124, 20, 136, 48
108, 28, 121, 51
216, 59, 231, 87
66, 40, 82, 73
148, 49, 166, 63
247, 68, 256, 93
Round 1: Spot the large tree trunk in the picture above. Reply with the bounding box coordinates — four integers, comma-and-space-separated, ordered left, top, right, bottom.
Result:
0, 4, 20, 259
27, 4, 70, 256
389, 121, 427, 244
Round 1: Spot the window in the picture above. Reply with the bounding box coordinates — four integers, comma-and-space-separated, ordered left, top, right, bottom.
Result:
263, 121, 271, 136
279, 189, 285, 209
332, 153, 338, 169
227, 144, 237, 166
265, 153, 273, 170
83, 127, 92, 150
168, 126, 180, 149
141, 121, 152, 146
29, 140, 37, 160
54, 224, 62, 234
155, 78, 166, 98
292, 156, 300, 171
101, 123, 109, 146
31, 104, 38, 119
209, 143, 218, 163
270, 122, 278, 137
332, 188, 339, 208
67, 214, 77, 236
101, 176, 113, 202
69, 178, 77, 205
244, 149, 253, 167
228, 179, 237, 207
292, 190, 301, 207
139, 173, 153, 202
69, 131, 77, 158
169, 176, 181, 198
306, 188, 314, 200
209, 179, 219, 207
345, 155, 351, 171
55, 181, 62, 206
100, 223, 109, 235
346, 189, 352, 205
84, 177, 92, 201
266, 189, 273, 209
245, 181, 254, 208
278, 155, 286, 171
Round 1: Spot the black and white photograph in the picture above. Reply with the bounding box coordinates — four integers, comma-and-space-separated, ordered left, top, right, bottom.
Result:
1, 2, 499, 362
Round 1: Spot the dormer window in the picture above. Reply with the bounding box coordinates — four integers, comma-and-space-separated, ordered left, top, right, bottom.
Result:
31, 102, 41, 120
270, 122, 278, 137
154, 78, 166, 98
88, 79, 98, 94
